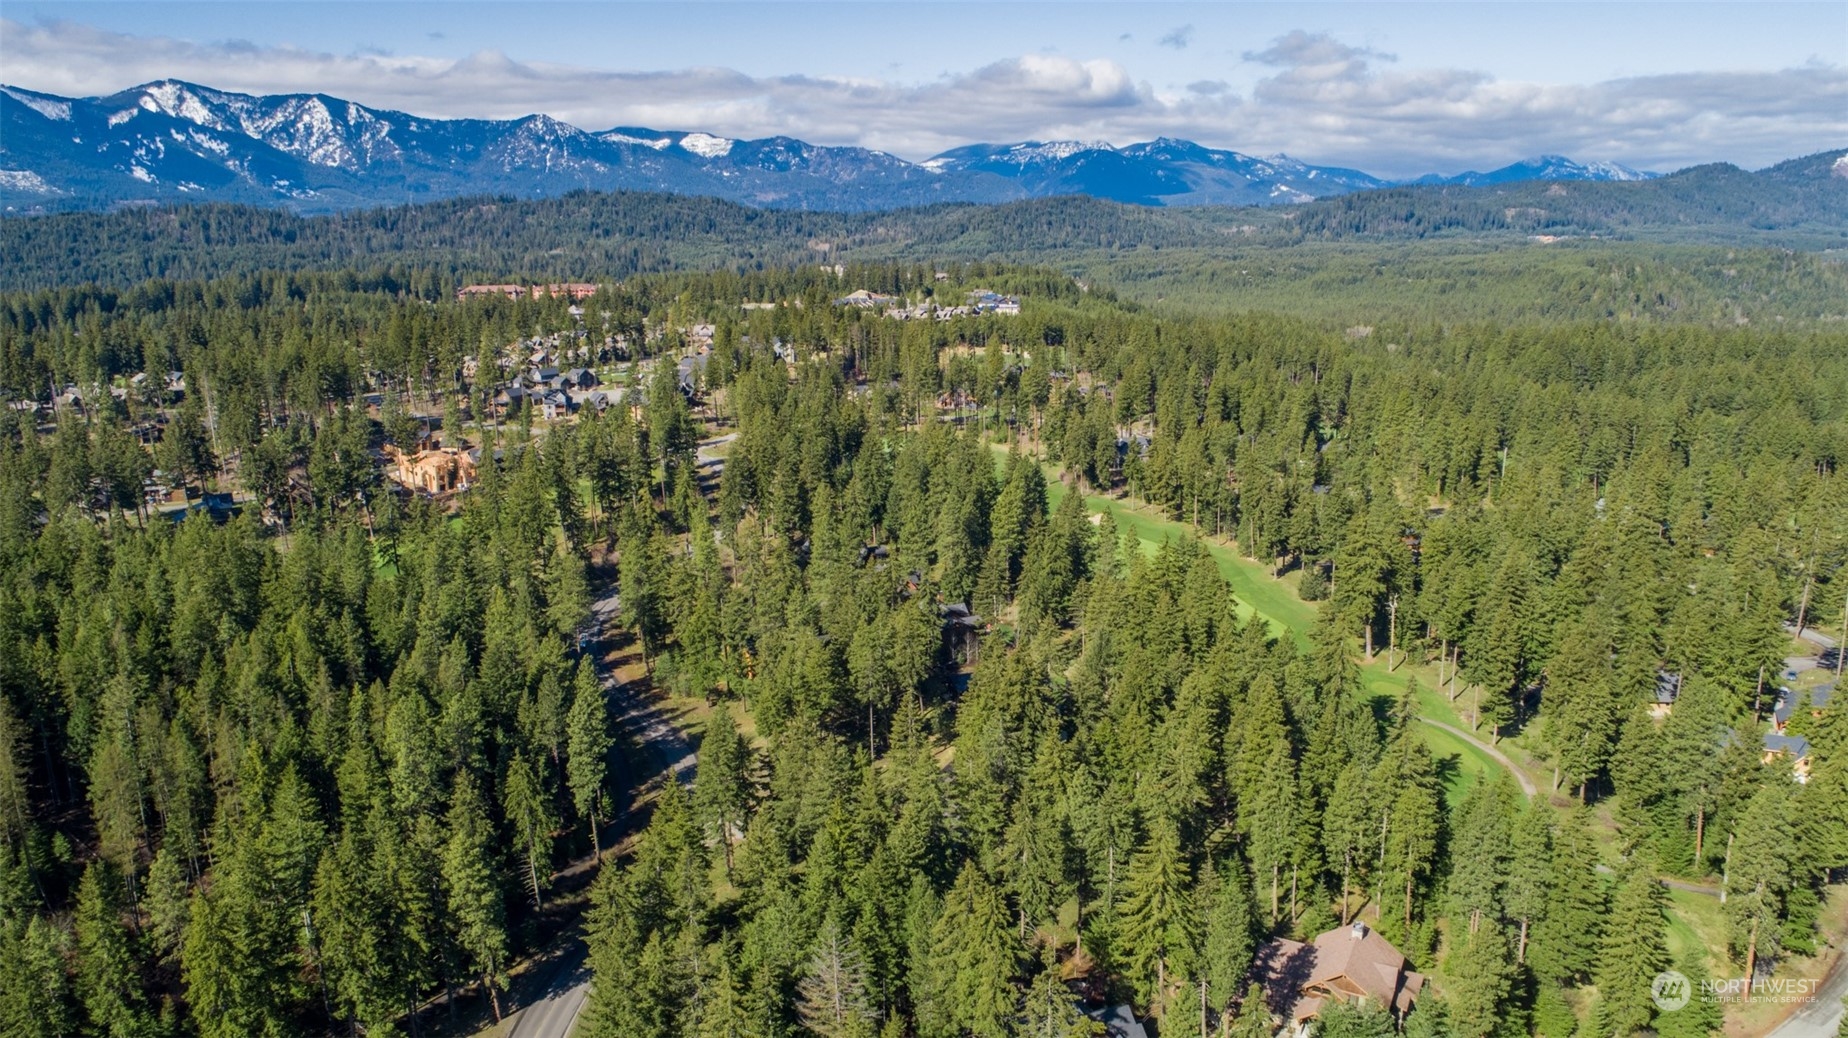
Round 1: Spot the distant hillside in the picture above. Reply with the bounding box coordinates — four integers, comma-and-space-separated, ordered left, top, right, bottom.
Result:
6, 147, 1847, 292
4, 78, 1665, 214
1278, 150, 1848, 249
0, 193, 1255, 292
5, 185, 1847, 328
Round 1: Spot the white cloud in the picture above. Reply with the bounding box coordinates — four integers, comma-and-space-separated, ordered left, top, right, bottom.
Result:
2, 19, 1841, 175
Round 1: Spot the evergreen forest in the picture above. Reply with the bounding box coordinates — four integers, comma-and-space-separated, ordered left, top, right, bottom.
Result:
0, 215, 1845, 1038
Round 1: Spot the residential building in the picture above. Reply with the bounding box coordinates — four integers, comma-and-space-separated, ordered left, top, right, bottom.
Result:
1255, 921, 1426, 1034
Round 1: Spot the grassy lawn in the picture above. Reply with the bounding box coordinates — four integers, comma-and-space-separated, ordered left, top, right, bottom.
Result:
1666, 888, 1732, 967
1417, 722, 1506, 806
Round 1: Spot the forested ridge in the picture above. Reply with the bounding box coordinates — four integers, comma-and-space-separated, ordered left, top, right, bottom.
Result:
0, 195, 1227, 296
1279, 150, 1848, 248
5, 170, 1847, 319
0, 256, 1844, 1038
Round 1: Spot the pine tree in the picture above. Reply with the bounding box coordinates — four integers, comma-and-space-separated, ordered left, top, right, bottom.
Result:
504, 751, 558, 910
923, 863, 1022, 1038
1446, 776, 1515, 935
1724, 780, 1793, 986
1594, 861, 1670, 1037
629, 928, 694, 1038
0, 697, 30, 850
1000, 773, 1071, 935
581, 867, 650, 1038
1228, 674, 1290, 812
547, 536, 592, 635
1444, 920, 1516, 1038
637, 780, 709, 934
1322, 761, 1373, 925
1242, 737, 1301, 924
1528, 806, 1605, 984
0, 914, 77, 1038
692, 951, 758, 1038
312, 825, 403, 1034
1531, 981, 1578, 1038
1377, 731, 1441, 934
796, 915, 878, 1038
182, 863, 300, 1038
1503, 802, 1553, 964
567, 659, 614, 860
1116, 817, 1195, 1008
1227, 983, 1276, 1038
694, 702, 752, 878
73, 862, 151, 1037
1466, 550, 1537, 740
144, 845, 190, 961
1023, 943, 1102, 1038
443, 773, 509, 1021
1316, 999, 1398, 1038
1198, 858, 1257, 1025
1544, 612, 1621, 798
1660, 676, 1731, 870
1654, 948, 1722, 1038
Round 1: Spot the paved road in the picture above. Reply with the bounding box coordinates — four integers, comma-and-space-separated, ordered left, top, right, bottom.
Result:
503, 956, 591, 1038
695, 432, 737, 477
495, 586, 695, 1038
1786, 623, 1840, 651
1416, 717, 1538, 797
1764, 940, 1848, 1038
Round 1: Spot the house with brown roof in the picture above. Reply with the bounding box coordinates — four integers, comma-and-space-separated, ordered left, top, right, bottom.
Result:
1255, 922, 1426, 1033
534, 283, 599, 300
458, 284, 527, 301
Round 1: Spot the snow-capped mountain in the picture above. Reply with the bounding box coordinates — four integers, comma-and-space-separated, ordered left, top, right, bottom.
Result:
920, 137, 1387, 206
1411, 155, 1658, 188
0, 79, 1019, 212
1, 80, 1662, 214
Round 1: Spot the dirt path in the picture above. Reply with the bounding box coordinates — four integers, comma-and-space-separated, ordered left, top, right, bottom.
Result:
1416, 717, 1538, 797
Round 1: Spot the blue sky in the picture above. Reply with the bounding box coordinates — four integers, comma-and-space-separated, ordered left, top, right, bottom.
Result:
3, 2, 1844, 175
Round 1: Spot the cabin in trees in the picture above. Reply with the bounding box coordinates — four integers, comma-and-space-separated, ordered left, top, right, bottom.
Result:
458, 284, 526, 301
535, 282, 598, 300
384, 445, 478, 496
1651, 671, 1682, 719
834, 289, 897, 308
1078, 1003, 1149, 1038
966, 289, 1021, 314
678, 353, 710, 395
166, 492, 239, 525
1762, 733, 1812, 783
1773, 684, 1834, 732
939, 601, 986, 664
457, 282, 599, 302
1255, 921, 1426, 1034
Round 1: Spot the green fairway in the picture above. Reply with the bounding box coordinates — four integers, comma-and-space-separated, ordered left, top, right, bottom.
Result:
1008, 446, 1532, 801
1038, 474, 1317, 648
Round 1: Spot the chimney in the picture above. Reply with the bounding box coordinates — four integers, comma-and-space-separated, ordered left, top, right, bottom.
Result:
1351, 921, 1368, 941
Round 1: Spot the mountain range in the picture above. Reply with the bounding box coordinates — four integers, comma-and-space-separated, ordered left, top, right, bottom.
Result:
3, 79, 1661, 215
